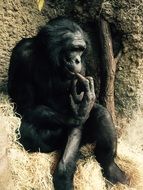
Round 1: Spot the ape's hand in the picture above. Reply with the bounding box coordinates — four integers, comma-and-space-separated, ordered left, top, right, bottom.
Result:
70, 73, 96, 126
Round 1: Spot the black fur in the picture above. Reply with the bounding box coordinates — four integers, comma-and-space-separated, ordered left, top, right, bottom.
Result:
8, 17, 127, 190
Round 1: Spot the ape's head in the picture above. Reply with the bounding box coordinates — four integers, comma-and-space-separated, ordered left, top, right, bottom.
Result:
37, 17, 90, 79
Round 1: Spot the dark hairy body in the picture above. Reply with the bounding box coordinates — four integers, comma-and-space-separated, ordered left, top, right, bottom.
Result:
8, 17, 127, 189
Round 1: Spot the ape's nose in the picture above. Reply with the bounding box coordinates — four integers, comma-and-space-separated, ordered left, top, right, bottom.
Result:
74, 55, 81, 65
71, 55, 81, 73
67, 61, 82, 73
65, 54, 82, 73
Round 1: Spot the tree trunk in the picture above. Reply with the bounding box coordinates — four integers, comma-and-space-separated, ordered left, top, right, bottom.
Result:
98, 17, 117, 122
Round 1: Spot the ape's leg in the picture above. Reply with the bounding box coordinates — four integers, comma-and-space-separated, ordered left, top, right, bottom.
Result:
18, 105, 82, 189
53, 127, 82, 190
82, 104, 127, 184
19, 120, 67, 153
19, 105, 78, 152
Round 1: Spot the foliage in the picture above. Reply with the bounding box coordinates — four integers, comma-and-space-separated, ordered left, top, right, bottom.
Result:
37, 0, 45, 11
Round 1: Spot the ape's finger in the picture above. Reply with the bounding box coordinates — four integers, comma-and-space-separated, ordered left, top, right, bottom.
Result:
76, 74, 90, 93
76, 73, 88, 83
71, 79, 83, 103
86, 77, 94, 92
71, 79, 78, 97
69, 94, 77, 114
86, 76, 94, 90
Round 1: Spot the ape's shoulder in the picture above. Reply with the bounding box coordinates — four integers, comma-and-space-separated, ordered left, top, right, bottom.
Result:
12, 38, 35, 60
9, 38, 36, 82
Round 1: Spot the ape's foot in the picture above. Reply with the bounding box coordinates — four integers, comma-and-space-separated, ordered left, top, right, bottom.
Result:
53, 177, 73, 190
104, 162, 128, 184
53, 169, 74, 190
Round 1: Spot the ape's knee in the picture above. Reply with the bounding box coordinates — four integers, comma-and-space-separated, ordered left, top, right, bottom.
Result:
92, 104, 112, 120
56, 160, 76, 177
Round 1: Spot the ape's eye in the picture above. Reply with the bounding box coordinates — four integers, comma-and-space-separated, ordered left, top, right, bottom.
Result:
79, 46, 86, 52
71, 46, 85, 52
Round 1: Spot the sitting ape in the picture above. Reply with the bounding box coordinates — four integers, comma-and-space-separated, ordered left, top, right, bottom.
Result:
8, 17, 126, 189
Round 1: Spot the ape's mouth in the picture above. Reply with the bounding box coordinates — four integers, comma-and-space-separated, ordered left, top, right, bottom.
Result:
65, 66, 76, 76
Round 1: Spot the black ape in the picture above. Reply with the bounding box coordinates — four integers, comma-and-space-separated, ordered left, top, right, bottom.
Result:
8, 17, 126, 189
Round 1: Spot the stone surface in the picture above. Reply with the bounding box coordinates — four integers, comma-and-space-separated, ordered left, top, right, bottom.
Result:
0, 0, 143, 121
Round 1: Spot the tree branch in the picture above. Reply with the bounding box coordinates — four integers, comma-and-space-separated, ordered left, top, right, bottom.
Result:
98, 17, 117, 122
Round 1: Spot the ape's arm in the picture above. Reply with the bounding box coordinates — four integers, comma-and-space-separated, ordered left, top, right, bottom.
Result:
53, 127, 82, 190
8, 37, 95, 129
23, 105, 85, 127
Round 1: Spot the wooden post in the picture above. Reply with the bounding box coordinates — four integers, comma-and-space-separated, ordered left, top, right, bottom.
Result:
98, 17, 117, 122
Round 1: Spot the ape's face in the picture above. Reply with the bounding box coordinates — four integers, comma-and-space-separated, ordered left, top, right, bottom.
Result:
61, 31, 86, 78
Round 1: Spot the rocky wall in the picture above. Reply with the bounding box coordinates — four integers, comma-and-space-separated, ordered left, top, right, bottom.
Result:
0, 0, 63, 91
0, 0, 143, 123
0, 1, 43, 90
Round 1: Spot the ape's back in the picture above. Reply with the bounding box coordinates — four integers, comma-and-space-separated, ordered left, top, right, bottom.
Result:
8, 38, 36, 114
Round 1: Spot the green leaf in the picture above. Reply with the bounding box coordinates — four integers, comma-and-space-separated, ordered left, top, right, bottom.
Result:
37, 0, 45, 11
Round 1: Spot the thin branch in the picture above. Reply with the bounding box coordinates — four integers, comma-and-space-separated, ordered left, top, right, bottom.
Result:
115, 49, 122, 64
98, 17, 117, 122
